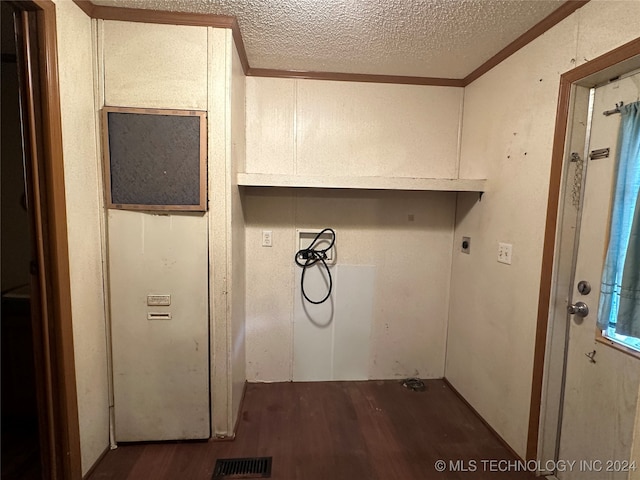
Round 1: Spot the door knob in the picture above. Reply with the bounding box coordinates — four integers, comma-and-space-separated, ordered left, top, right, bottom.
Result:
567, 301, 589, 317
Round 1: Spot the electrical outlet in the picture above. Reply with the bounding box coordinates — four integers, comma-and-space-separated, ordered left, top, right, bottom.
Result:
262, 230, 273, 247
498, 242, 512, 265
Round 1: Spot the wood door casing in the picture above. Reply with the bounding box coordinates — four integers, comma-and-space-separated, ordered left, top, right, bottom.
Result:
10, 1, 82, 478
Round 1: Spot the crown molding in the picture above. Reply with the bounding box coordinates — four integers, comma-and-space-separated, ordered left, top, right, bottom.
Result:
73, 0, 590, 87
246, 68, 465, 87
463, 0, 590, 85
72, 0, 250, 74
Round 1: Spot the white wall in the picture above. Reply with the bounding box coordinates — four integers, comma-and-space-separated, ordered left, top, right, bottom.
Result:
56, 0, 640, 467
246, 78, 463, 178
244, 79, 463, 381
244, 188, 456, 381
54, 0, 109, 474
447, 0, 640, 458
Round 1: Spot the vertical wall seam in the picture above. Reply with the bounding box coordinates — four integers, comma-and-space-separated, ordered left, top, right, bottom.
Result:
205, 26, 213, 439
443, 192, 459, 378
225, 28, 234, 434
91, 16, 117, 450
445, 83, 466, 376
455, 87, 465, 179
574, 7, 581, 66
329, 265, 336, 379
290, 190, 297, 380
289, 79, 299, 379
206, 25, 218, 437
293, 79, 298, 176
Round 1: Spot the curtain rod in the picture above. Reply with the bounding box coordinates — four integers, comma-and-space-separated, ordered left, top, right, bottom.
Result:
603, 101, 623, 116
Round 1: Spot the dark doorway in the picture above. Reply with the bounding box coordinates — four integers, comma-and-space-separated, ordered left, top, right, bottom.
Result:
2, 2, 82, 478
1, 2, 43, 479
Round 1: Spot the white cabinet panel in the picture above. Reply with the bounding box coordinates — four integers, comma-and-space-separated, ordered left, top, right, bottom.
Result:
333, 265, 375, 381
292, 266, 335, 381
109, 210, 209, 441
293, 264, 375, 381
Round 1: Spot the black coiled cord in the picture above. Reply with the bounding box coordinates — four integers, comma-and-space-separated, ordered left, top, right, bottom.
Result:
294, 228, 336, 304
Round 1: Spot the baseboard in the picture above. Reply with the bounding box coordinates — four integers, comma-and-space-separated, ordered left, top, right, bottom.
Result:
442, 377, 523, 462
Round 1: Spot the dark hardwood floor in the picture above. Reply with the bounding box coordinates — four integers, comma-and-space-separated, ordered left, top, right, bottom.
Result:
88, 380, 537, 480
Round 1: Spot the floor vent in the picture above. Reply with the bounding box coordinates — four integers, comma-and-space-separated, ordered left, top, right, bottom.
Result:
212, 457, 272, 479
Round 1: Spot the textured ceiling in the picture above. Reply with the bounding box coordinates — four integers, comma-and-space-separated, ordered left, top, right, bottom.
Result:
91, 0, 566, 78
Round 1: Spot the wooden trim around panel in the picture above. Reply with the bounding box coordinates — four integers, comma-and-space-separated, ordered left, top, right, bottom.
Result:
464, 0, 590, 85
102, 106, 208, 212
596, 331, 640, 361
527, 36, 640, 462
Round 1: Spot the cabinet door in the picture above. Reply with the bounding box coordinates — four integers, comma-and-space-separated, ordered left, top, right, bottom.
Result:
109, 210, 209, 441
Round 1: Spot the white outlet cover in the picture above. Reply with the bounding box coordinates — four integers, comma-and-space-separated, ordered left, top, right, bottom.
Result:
262, 230, 273, 247
498, 242, 513, 265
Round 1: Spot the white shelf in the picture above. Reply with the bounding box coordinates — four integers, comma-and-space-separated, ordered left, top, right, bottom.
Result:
237, 173, 486, 193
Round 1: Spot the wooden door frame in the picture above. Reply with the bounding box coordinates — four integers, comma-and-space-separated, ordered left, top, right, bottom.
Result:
528, 37, 640, 461
8, 1, 82, 478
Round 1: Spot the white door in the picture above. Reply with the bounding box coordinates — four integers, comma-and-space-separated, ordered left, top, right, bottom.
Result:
557, 73, 640, 479
109, 210, 210, 441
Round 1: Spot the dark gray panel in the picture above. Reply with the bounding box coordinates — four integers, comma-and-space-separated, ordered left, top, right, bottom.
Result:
107, 112, 201, 207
